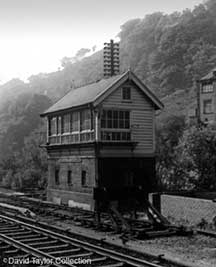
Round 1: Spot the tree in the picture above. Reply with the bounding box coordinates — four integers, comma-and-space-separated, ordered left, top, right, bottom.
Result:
178, 126, 216, 190
156, 115, 186, 190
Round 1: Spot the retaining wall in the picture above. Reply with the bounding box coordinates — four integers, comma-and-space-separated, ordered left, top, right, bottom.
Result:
161, 194, 216, 226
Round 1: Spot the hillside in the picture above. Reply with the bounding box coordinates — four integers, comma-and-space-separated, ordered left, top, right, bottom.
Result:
0, 0, 216, 188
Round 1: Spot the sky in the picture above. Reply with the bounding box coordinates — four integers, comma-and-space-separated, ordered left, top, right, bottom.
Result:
0, 0, 204, 84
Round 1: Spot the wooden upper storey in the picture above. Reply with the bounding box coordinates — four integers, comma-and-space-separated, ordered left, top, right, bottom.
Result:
41, 71, 163, 154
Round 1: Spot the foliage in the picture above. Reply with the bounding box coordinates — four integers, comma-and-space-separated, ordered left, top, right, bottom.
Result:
1, 0, 216, 191
0, 93, 51, 160
0, 128, 48, 191
178, 126, 216, 190
157, 121, 216, 191
156, 115, 187, 190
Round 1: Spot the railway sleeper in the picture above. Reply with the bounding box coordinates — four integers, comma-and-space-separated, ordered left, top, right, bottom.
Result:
67, 251, 93, 258
40, 243, 71, 252
0, 227, 24, 232
0, 244, 11, 250
14, 234, 42, 240
0, 226, 20, 231
49, 247, 81, 256
91, 260, 124, 267
3, 248, 20, 254
90, 255, 107, 263
4, 230, 32, 236
28, 239, 58, 247
16, 235, 48, 242
0, 221, 16, 226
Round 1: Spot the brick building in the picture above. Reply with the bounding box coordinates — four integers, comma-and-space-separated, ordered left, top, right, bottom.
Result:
41, 70, 163, 210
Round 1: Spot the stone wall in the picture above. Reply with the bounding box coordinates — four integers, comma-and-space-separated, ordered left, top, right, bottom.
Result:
161, 194, 216, 226
47, 188, 94, 210
47, 150, 96, 210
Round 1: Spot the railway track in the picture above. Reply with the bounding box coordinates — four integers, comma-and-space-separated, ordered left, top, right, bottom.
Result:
0, 214, 178, 267
0, 195, 187, 238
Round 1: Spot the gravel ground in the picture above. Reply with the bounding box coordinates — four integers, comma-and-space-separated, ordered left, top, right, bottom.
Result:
0, 189, 215, 267
130, 235, 216, 267
38, 216, 216, 267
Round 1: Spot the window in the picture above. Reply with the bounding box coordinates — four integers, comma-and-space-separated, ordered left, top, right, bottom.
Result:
80, 109, 91, 131
202, 83, 213, 93
203, 99, 212, 114
50, 117, 57, 135
55, 169, 60, 185
101, 110, 130, 129
71, 112, 79, 132
101, 109, 131, 141
101, 131, 131, 141
81, 170, 87, 187
122, 87, 131, 100
48, 109, 95, 145
67, 170, 72, 185
62, 114, 70, 133
57, 116, 62, 134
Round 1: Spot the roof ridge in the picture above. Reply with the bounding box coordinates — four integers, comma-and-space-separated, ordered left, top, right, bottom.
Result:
92, 71, 129, 102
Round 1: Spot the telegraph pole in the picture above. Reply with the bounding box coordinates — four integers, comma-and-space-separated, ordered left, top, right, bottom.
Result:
103, 40, 120, 77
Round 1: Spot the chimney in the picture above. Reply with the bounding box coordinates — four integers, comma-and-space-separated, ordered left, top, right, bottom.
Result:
103, 40, 120, 78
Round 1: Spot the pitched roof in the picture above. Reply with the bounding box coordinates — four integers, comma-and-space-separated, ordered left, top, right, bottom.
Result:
201, 68, 216, 81
41, 70, 163, 116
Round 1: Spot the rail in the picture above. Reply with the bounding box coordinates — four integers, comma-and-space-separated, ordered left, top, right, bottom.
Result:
0, 214, 172, 267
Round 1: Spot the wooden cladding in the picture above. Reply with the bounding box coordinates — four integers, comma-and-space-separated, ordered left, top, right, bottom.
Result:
46, 82, 155, 152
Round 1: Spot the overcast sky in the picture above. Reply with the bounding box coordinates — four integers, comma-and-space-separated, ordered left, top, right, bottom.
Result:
0, 0, 203, 83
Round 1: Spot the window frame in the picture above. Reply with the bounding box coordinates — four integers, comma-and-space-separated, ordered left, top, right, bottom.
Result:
122, 86, 131, 101
50, 117, 57, 136
55, 169, 60, 185
203, 99, 213, 114
81, 170, 87, 187
48, 108, 95, 144
101, 109, 130, 129
62, 114, 70, 134
202, 83, 213, 93
67, 170, 72, 186
100, 109, 131, 142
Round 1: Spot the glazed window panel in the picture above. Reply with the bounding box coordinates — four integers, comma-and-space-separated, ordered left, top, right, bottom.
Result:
71, 112, 79, 132
203, 99, 213, 114
202, 83, 213, 93
101, 131, 131, 141
50, 117, 57, 135
100, 109, 131, 141
80, 109, 91, 131
122, 87, 131, 100
101, 110, 130, 129
101, 110, 107, 128
107, 110, 113, 128
57, 116, 62, 134
62, 114, 70, 133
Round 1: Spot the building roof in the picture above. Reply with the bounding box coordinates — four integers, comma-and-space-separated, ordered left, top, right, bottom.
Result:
201, 68, 216, 81
41, 70, 163, 116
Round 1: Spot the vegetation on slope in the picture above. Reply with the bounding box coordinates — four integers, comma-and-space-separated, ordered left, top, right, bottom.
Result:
1, 0, 216, 191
